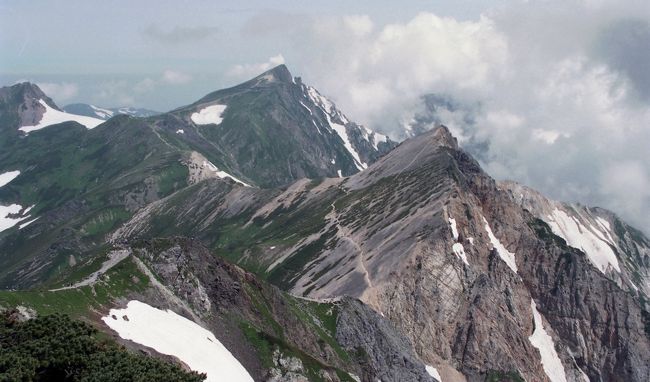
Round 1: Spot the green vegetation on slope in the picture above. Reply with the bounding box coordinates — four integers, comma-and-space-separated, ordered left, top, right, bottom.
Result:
0, 256, 148, 317
0, 312, 204, 382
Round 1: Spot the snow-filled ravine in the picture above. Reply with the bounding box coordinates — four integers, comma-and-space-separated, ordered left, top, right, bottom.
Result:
426, 365, 442, 381
19, 99, 104, 133
483, 217, 517, 273
545, 208, 620, 274
191, 104, 227, 126
528, 299, 567, 382
203, 160, 251, 187
303, 85, 368, 171
102, 300, 253, 382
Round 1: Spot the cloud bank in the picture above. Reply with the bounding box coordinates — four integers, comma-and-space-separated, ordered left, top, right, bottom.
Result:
245, 2, 650, 232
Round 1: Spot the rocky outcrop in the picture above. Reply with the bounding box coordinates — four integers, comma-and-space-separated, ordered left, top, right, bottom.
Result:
116, 237, 436, 382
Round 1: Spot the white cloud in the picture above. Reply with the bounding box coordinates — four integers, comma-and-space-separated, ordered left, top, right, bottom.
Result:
36, 82, 78, 102
296, 12, 508, 127
227, 54, 286, 79
162, 69, 192, 85
282, 6, 650, 232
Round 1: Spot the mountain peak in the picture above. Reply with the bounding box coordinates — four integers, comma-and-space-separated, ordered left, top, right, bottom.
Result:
1, 82, 50, 104
254, 64, 293, 84
430, 124, 458, 150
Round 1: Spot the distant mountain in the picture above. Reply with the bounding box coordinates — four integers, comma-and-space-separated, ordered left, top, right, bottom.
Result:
1, 68, 649, 382
63, 103, 160, 120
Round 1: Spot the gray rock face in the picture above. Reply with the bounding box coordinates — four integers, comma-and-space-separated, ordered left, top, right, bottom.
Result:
118, 238, 436, 382
113, 126, 650, 381
501, 180, 650, 297
0, 82, 56, 133
335, 297, 435, 382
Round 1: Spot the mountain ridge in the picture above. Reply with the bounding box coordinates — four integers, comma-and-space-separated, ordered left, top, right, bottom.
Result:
0, 67, 649, 381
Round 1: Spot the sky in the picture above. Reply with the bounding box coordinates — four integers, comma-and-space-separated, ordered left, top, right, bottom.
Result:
1, 0, 650, 233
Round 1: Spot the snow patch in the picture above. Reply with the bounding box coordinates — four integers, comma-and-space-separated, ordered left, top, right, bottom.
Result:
299, 101, 313, 115
528, 299, 568, 382
330, 123, 367, 171
191, 104, 227, 126
303, 85, 366, 170
176, 129, 185, 134
483, 217, 517, 273
545, 208, 620, 274
20, 100, 103, 133
425, 365, 442, 381
452, 243, 469, 265
337, 170, 343, 178
0, 171, 20, 188
19, 217, 39, 229
0, 204, 30, 233
203, 161, 251, 187
103, 301, 253, 382
449, 217, 459, 240
90, 105, 114, 119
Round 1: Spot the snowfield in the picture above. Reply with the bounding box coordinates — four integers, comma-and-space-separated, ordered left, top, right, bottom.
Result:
528, 299, 568, 382
0, 204, 31, 233
20, 99, 104, 133
545, 208, 620, 274
0, 171, 20, 188
483, 217, 518, 273
425, 365, 442, 381
191, 104, 227, 125
102, 300, 253, 382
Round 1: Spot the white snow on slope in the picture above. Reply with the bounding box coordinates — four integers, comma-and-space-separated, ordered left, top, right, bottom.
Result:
330, 122, 368, 171
0, 171, 20, 188
546, 208, 620, 274
176, 129, 184, 134
19, 217, 38, 229
103, 300, 253, 382
362, 125, 389, 150
528, 299, 567, 382
0, 204, 29, 233
425, 365, 442, 381
303, 85, 368, 170
90, 105, 114, 119
191, 104, 227, 125
452, 243, 469, 266
203, 161, 251, 187
483, 217, 517, 273
449, 217, 459, 240
20, 100, 104, 133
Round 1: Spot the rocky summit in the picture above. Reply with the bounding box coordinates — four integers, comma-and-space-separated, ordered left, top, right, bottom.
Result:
0, 65, 648, 382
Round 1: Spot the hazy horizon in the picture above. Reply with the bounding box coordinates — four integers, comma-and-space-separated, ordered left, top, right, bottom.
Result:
3, 0, 650, 233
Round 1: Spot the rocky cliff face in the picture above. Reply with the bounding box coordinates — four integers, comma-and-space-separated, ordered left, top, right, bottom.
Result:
113, 126, 650, 381
111, 237, 436, 382
0, 82, 56, 136
500, 180, 650, 298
